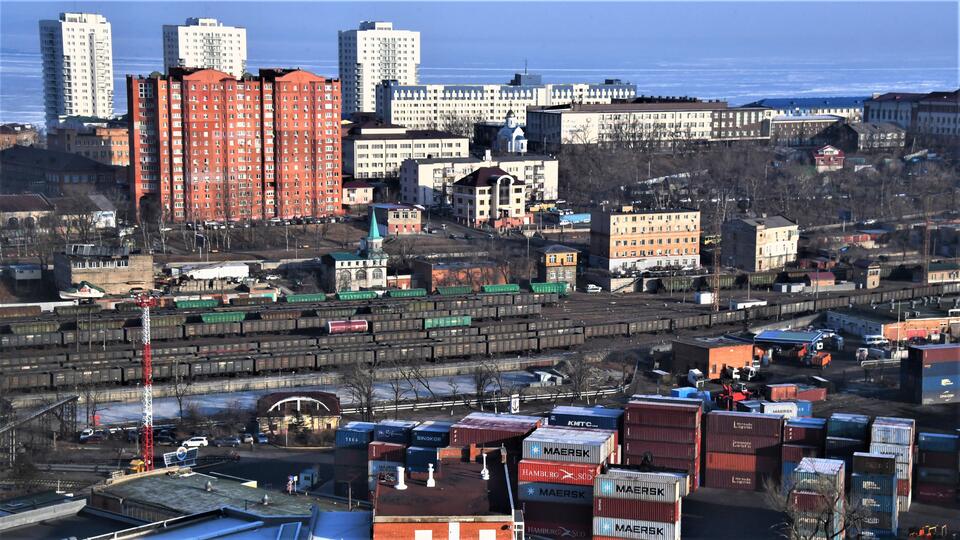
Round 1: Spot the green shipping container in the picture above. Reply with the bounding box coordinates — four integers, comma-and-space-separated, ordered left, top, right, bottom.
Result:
336, 291, 378, 301
482, 284, 521, 294
387, 288, 427, 298
176, 299, 220, 309
424, 315, 472, 329
529, 282, 569, 296
200, 312, 247, 324
9, 321, 61, 335
285, 293, 327, 303
436, 286, 473, 296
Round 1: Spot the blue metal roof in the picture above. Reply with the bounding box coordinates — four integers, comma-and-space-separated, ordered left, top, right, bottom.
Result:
754, 330, 824, 345
744, 96, 868, 109
550, 405, 624, 419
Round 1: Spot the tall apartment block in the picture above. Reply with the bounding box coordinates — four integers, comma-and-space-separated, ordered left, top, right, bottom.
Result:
589, 206, 701, 272
39, 13, 114, 126
338, 21, 420, 115
128, 68, 342, 223
163, 18, 247, 79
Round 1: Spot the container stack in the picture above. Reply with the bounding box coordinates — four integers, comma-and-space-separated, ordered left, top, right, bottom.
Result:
622, 399, 703, 491
333, 421, 375, 499
825, 413, 870, 476
449, 412, 543, 450
901, 344, 960, 405
548, 405, 623, 464
849, 452, 898, 539
374, 420, 419, 444
782, 417, 828, 491
592, 469, 686, 540
406, 421, 453, 473
737, 400, 799, 419
915, 432, 959, 505
869, 416, 915, 512
790, 458, 846, 540
704, 410, 783, 491
519, 427, 616, 538
794, 384, 828, 402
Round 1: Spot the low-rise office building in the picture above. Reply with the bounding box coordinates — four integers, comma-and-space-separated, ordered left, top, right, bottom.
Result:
769, 115, 843, 147
370, 203, 421, 235
851, 259, 881, 289
864, 90, 959, 138
342, 180, 375, 206
833, 122, 906, 153
538, 244, 578, 286
721, 215, 798, 272
0, 123, 41, 150
47, 117, 130, 167
452, 167, 528, 229
399, 151, 558, 208
53, 244, 154, 295
742, 97, 866, 121
343, 121, 469, 179
0, 145, 123, 196
589, 206, 700, 272
924, 262, 960, 285
826, 306, 960, 341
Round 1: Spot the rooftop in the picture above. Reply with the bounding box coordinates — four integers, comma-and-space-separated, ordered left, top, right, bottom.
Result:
771, 114, 843, 122
674, 335, 755, 349
929, 261, 960, 272
453, 167, 520, 188
345, 124, 465, 141
532, 101, 728, 114
539, 244, 578, 254
371, 203, 421, 211
373, 457, 513, 519
743, 96, 868, 110
343, 180, 374, 189
0, 145, 117, 173
869, 92, 927, 102
847, 122, 905, 135
256, 391, 341, 416
733, 215, 797, 229
754, 330, 825, 345
409, 154, 555, 166
600, 205, 699, 216
0, 193, 54, 213
423, 259, 500, 270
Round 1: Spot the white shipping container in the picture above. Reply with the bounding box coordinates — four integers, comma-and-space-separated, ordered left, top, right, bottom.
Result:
593, 517, 681, 540
869, 442, 913, 465
594, 471, 683, 503
523, 427, 616, 465
871, 424, 914, 446
761, 401, 798, 419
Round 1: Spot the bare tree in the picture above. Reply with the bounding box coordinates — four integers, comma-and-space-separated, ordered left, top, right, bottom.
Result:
384, 359, 410, 419
561, 353, 591, 400
763, 475, 868, 540
171, 364, 193, 423
471, 364, 494, 409
80, 383, 104, 427
341, 361, 376, 421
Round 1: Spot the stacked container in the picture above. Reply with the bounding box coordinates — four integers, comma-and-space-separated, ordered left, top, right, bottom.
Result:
374, 420, 419, 444
825, 413, 870, 477
794, 384, 828, 402
411, 420, 454, 447
548, 405, 623, 464
704, 410, 783, 491
915, 432, 959, 505
333, 421, 376, 499
869, 416, 915, 512
901, 344, 960, 405
850, 452, 898, 538
592, 469, 686, 540
781, 417, 827, 490
622, 399, 703, 491
449, 412, 543, 449
519, 426, 616, 537
790, 458, 846, 540
737, 400, 799, 419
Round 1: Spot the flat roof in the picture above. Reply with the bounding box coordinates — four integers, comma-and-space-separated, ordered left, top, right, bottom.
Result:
95, 472, 343, 517
743, 97, 868, 109
754, 330, 824, 345
410, 154, 555, 165
373, 459, 512, 518
675, 336, 754, 349
532, 101, 728, 113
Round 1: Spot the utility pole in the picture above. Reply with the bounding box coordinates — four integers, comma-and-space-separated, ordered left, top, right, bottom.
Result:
712, 204, 722, 313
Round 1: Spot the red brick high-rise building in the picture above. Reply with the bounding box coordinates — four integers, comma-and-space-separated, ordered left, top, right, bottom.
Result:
128, 68, 341, 222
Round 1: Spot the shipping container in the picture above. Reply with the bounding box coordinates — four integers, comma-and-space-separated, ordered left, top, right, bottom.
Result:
914, 482, 958, 503
871, 417, 915, 445
765, 383, 798, 401
624, 401, 701, 429
623, 425, 700, 445
868, 442, 912, 464
368, 441, 406, 462
782, 444, 821, 463
792, 458, 845, 491
410, 421, 453, 448
706, 411, 783, 438
405, 446, 438, 472
593, 497, 680, 522
593, 517, 680, 540
784, 417, 827, 445
518, 460, 601, 487
827, 413, 871, 439
335, 421, 376, 449
624, 440, 698, 460
522, 427, 615, 465
853, 453, 897, 475
594, 470, 683, 503
518, 482, 592, 506
548, 405, 623, 431
706, 434, 781, 455
374, 420, 418, 445
704, 469, 764, 491
917, 432, 959, 453
795, 386, 828, 402
333, 447, 368, 467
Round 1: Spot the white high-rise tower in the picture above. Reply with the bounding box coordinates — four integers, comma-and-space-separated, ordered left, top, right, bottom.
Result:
338, 21, 420, 115
162, 18, 247, 79
39, 13, 114, 126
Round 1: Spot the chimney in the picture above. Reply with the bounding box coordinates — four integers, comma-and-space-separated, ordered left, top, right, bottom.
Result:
205, 481, 214, 492
395, 466, 408, 490
261, 494, 270, 506
484, 149, 492, 162
426, 463, 436, 488
480, 453, 490, 481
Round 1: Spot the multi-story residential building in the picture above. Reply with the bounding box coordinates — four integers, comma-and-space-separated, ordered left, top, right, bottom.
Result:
39, 13, 114, 126
342, 180, 374, 206
53, 244, 153, 295
162, 18, 247, 79
589, 206, 701, 272
338, 21, 420, 115
0, 145, 121, 196
342, 121, 468, 179
814, 145, 845, 172
399, 151, 558, 207
742, 97, 866, 121
370, 203, 421, 235
864, 90, 960, 138
833, 122, 906, 153
451, 167, 528, 229
768, 115, 842, 147
47, 117, 129, 166
0, 124, 41, 150
376, 75, 636, 130
127, 68, 342, 223
863, 92, 925, 129
721, 215, 798, 272
538, 244, 578, 286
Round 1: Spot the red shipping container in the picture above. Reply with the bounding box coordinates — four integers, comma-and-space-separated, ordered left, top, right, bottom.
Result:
624, 424, 700, 445
766, 384, 798, 401
624, 440, 699, 460
910, 344, 960, 363
918, 450, 958, 468
625, 402, 701, 428
593, 497, 681, 522
796, 387, 827, 402
706, 411, 783, 438
897, 479, 911, 496
518, 459, 601, 486
368, 441, 405, 462
782, 444, 821, 463
706, 434, 782, 454
705, 452, 779, 473
783, 424, 826, 445
623, 454, 697, 471
914, 482, 957, 503
449, 425, 530, 447
524, 501, 592, 538
791, 490, 831, 512
525, 520, 591, 539
704, 469, 761, 491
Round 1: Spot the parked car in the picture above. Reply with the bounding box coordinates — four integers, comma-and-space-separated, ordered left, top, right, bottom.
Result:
213, 436, 241, 448
585, 284, 602, 293
156, 434, 178, 446
240, 433, 254, 444
79, 434, 104, 444
182, 436, 209, 448
863, 335, 889, 347
256, 433, 269, 444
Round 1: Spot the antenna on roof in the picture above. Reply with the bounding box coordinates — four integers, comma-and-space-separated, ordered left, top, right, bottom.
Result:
524, 58, 528, 75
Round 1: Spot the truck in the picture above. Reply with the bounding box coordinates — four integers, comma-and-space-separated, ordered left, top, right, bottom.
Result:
687, 369, 705, 389
802, 351, 832, 369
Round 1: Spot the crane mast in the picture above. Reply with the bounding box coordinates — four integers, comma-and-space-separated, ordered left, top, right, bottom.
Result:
135, 294, 157, 471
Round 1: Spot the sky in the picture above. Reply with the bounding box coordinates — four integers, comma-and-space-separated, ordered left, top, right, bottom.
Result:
1, 1, 958, 122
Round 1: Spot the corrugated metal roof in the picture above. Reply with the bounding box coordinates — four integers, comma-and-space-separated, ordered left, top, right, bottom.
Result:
754, 330, 824, 345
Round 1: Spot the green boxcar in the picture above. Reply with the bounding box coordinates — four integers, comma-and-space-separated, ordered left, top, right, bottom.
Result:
9, 321, 61, 335
424, 315, 472, 330
659, 276, 696, 292
77, 319, 126, 331
387, 288, 427, 298
436, 286, 473, 296
285, 293, 327, 303
176, 299, 220, 309
336, 291, 378, 301
529, 282, 569, 296
482, 284, 521, 294
55, 304, 103, 317
200, 312, 247, 324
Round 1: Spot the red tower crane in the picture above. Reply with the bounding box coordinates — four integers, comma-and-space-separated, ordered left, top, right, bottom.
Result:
135, 294, 157, 471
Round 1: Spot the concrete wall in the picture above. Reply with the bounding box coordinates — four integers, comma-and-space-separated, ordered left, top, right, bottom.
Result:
0, 500, 86, 533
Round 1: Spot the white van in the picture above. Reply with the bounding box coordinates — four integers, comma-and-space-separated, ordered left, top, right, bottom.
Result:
863, 335, 889, 347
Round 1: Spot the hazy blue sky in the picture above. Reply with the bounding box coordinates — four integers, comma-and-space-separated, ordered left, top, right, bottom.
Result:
1, 1, 957, 122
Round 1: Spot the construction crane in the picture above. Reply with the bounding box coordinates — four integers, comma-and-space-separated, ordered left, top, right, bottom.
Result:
135, 294, 157, 472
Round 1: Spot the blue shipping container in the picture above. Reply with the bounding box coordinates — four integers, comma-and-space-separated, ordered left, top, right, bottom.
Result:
548, 406, 623, 431
851, 473, 896, 496
781, 461, 798, 493
405, 446, 439, 472
375, 420, 419, 445
518, 482, 593, 506
852, 494, 896, 515
411, 421, 454, 448
787, 417, 827, 429
335, 421, 376, 449
737, 399, 763, 413
918, 432, 959, 452
793, 400, 812, 417
671, 387, 698, 398
917, 467, 960, 484
919, 362, 960, 377
828, 413, 870, 439
920, 375, 960, 405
